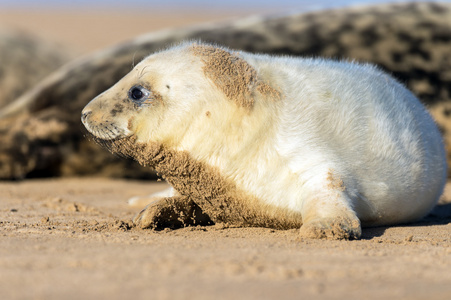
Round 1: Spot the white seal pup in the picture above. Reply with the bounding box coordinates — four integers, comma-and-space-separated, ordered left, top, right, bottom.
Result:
81, 42, 447, 239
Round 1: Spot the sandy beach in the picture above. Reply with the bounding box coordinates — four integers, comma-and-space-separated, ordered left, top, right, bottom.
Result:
0, 8, 271, 54
1, 177, 451, 300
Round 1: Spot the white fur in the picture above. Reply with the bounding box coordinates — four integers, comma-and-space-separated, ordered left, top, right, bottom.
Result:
84, 44, 447, 228
127, 187, 175, 207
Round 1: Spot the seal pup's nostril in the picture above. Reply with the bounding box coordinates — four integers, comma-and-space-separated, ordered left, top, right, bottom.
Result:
81, 110, 92, 123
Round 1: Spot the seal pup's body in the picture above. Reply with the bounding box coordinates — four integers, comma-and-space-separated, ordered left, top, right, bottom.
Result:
81, 43, 446, 239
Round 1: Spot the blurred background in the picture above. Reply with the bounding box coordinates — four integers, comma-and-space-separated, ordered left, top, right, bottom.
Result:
2, 0, 451, 180
0, 0, 446, 56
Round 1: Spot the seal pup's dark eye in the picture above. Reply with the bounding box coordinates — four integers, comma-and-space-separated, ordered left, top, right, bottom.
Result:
130, 87, 143, 100
128, 85, 150, 102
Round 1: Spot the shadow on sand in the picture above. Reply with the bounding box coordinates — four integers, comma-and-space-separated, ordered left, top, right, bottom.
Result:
360, 203, 451, 240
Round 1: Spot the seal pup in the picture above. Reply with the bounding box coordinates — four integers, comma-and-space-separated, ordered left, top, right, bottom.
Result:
81, 42, 446, 239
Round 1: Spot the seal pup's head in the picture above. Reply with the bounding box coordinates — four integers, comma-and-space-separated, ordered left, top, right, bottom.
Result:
81, 42, 278, 164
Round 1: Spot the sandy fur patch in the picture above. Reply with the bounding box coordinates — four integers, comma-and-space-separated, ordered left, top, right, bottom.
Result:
190, 44, 280, 108
100, 135, 303, 230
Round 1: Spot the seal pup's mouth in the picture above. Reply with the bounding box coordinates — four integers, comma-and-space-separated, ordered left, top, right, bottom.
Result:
82, 121, 129, 141
81, 111, 132, 141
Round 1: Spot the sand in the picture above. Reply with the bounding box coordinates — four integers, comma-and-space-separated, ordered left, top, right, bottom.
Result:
0, 8, 271, 55
1, 6, 451, 300
1, 177, 451, 300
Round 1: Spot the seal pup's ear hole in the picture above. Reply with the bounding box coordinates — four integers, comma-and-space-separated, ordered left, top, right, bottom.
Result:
166, 85, 170, 89
190, 44, 258, 109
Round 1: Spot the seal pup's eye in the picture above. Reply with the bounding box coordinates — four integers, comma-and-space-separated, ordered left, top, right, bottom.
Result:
128, 85, 150, 102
